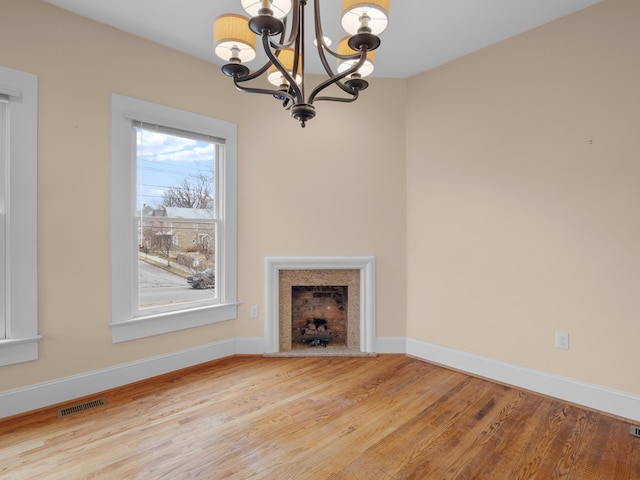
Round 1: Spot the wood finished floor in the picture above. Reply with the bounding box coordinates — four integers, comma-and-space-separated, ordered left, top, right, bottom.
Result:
1, 355, 639, 479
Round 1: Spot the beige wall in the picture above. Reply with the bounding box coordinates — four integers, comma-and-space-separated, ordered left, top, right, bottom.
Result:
0, 0, 407, 391
406, 0, 640, 395
3, 0, 637, 404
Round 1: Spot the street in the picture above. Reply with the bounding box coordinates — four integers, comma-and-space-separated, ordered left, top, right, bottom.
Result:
138, 261, 215, 308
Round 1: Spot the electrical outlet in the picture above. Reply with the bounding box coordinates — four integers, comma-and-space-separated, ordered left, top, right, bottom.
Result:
250, 305, 259, 318
555, 331, 569, 350
631, 425, 640, 438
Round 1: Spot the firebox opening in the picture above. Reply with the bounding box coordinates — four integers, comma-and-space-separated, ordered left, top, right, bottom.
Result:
291, 286, 348, 350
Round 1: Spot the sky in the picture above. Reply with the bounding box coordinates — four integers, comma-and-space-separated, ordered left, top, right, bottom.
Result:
136, 127, 216, 212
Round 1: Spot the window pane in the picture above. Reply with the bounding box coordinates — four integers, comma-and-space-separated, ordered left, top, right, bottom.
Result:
138, 220, 217, 310
136, 127, 216, 216
0, 100, 6, 338
136, 127, 217, 312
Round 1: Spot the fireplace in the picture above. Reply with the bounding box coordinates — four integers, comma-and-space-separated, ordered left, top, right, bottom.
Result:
264, 256, 376, 355
292, 285, 348, 348
283, 270, 358, 351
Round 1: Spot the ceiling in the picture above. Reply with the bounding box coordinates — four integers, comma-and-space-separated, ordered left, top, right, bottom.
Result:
43, 0, 602, 79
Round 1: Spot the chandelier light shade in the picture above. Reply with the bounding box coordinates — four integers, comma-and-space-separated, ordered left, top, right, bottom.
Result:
341, 0, 390, 35
213, 14, 257, 64
337, 36, 375, 78
213, 0, 391, 127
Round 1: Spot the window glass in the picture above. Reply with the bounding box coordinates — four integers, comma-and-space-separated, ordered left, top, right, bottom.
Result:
135, 127, 219, 314
0, 98, 6, 339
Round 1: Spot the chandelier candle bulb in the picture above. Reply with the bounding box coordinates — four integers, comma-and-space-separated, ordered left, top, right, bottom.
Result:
241, 0, 292, 19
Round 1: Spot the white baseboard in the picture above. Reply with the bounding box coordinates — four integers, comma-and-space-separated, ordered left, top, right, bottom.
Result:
376, 336, 407, 354
0, 339, 236, 419
407, 337, 640, 423
4, 336, 638, 423
235, 337, 266, 355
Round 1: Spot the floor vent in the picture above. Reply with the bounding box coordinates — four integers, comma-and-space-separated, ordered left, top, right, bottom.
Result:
631, 425, 640, 438
57, 398, 107, 418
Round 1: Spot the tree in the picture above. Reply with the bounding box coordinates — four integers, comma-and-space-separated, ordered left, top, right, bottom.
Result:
160, 172, 213, 209
158, 234, 173, 267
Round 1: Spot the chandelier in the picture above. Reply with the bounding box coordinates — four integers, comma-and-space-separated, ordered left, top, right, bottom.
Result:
213, 0, 390, 127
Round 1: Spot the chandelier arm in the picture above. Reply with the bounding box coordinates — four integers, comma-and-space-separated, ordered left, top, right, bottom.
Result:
298, 1, 305, 100
314, 39, 366, 81
312, 43, 361, 97
236, 44, 294, 83
260, 34, 303, 103
315, 38, 337, 78
312, 0, 340, 79
232, 76, 296, 104
292, 35, 302, 97
269, 2, 301, 50
313, 45, 367, 99
234, 60, 272, 83
314, 92, 360, 103
307, 50, 368, 104
286, 3, 303, 94
315, 44, 365, 94
312, 0, 338, 53
312, 0, 364, 66
316, 45, 362, 74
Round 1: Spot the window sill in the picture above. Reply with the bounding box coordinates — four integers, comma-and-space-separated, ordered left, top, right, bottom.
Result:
0, 335, 42, 367
110, 302, 239, 343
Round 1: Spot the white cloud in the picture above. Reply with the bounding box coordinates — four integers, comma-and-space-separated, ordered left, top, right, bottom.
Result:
137, 129, 214, 164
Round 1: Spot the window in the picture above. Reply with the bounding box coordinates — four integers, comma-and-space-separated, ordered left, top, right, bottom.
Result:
0, 66, 39, 366
111, 94, 238, 343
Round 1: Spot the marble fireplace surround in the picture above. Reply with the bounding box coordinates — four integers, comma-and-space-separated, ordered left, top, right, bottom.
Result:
264, 256, 376, 354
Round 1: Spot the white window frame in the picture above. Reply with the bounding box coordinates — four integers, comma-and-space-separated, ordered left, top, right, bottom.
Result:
0, 66, 40, 367
110, 94, 238, 343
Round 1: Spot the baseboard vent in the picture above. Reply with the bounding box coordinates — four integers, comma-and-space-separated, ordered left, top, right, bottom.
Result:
631, 425, 640, 438
57, 398, 107, 418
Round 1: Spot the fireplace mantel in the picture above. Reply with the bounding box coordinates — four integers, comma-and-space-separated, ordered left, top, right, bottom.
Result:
264, 256, 376, 354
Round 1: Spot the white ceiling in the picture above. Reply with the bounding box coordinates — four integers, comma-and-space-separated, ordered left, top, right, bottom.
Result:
43, 0, 602, 79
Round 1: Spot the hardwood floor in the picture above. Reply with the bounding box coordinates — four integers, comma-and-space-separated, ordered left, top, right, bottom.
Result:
1, 355, 639, 479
